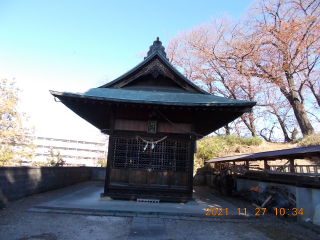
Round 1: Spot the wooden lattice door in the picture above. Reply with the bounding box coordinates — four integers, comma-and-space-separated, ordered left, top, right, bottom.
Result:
110, 137, 189, 189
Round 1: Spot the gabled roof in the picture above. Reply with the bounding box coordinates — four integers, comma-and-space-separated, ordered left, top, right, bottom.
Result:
99, 39, 209, 95
49, 38, 257, 136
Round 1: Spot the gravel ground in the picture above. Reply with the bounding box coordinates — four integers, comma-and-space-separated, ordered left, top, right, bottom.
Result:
0, 181, 131, 240
0, 181, 319, 240
202, 186, 320, 240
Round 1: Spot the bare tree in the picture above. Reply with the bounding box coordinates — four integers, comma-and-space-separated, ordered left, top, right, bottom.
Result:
166, 18, 260, 137
226, 0, 319, 135
166, 1, 319, 138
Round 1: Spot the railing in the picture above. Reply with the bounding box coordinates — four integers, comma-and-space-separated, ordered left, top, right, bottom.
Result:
270, 165, 320, 174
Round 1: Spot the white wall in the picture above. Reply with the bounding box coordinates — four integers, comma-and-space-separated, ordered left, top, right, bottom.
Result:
31, 136, 108, 166
237, 179, 320, 223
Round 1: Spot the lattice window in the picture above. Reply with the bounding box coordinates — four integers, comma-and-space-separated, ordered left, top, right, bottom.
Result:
112, 137, 189, 172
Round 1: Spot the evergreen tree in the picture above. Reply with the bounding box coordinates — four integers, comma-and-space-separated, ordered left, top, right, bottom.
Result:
0, 79, 35, 166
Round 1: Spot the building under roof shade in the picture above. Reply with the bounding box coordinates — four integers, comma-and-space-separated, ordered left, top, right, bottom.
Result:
50, 38, 256, 201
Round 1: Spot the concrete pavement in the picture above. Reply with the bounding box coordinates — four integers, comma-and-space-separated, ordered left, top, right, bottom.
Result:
27, 185, 256, 240
29, 185, 253, 219
2, 182, 318, 239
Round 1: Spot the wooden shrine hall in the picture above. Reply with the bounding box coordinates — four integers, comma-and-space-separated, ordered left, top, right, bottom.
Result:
50, 38, 256, 202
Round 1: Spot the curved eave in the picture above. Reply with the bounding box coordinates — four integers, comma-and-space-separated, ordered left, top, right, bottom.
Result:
50, 89, 256, 107
50, 89, 256, 136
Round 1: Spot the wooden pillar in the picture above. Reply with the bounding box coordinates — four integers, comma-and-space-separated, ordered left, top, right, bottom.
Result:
188, 133, 195, 197
220, 164, 228, 196
264, 160, 270, 170
104, 105, 115, 194
188, 115, 195, 198
148, 140, 152, 188
246, 160, 249, 169
289, 159, 295, 173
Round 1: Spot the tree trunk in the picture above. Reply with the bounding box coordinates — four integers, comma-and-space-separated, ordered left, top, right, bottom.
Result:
272, 108, 291, 142
280, 86, 315, 136
276, 115, 291, 142
224, 124, 231, 135
292, 100, 315, 135
308, 80, 320, 107
241, 113, 257, 137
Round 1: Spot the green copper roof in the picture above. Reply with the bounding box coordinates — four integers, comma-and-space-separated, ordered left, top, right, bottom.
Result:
50, 88, 256, 107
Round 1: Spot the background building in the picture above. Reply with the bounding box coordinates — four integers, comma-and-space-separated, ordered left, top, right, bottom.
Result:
27, 136, 108, 166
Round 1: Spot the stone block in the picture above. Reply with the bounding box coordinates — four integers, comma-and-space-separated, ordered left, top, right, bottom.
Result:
49, 209, 72, 214
0, 166, 104, 202
28, 208, 49, 213
115, 212, 137, 217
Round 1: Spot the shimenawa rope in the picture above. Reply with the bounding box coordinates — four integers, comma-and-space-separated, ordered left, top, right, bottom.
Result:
136, 135, 167, 151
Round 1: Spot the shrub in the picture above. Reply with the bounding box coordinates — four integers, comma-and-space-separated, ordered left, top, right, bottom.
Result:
295, 133, 320, 147
194, 135, 263, 172
97, 158, 107, 167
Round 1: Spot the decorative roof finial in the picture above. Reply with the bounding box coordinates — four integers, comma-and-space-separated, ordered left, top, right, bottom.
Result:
145, 37, 168, 60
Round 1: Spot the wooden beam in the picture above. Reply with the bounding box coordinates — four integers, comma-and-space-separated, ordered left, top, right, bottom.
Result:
289, 159, 295, 173
113, 130, 191, 140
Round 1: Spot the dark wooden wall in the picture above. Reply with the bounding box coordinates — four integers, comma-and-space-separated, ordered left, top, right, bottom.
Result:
115, 106, 192, 122
114, 119, 191, 134
114, 106, 192, 134
110, 169, 188, 188
104, 105, 195, 201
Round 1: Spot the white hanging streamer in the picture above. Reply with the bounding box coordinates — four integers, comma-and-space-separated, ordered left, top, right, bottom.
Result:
136, 136, 167, 152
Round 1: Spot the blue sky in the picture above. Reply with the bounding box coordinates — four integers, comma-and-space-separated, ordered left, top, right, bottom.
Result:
0, 0, 254, 141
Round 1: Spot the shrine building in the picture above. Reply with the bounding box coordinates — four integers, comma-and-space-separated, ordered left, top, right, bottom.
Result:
50, 38, 256, 202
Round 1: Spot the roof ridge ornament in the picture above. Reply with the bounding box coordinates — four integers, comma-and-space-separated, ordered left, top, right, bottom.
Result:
145, 37, 168, 60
